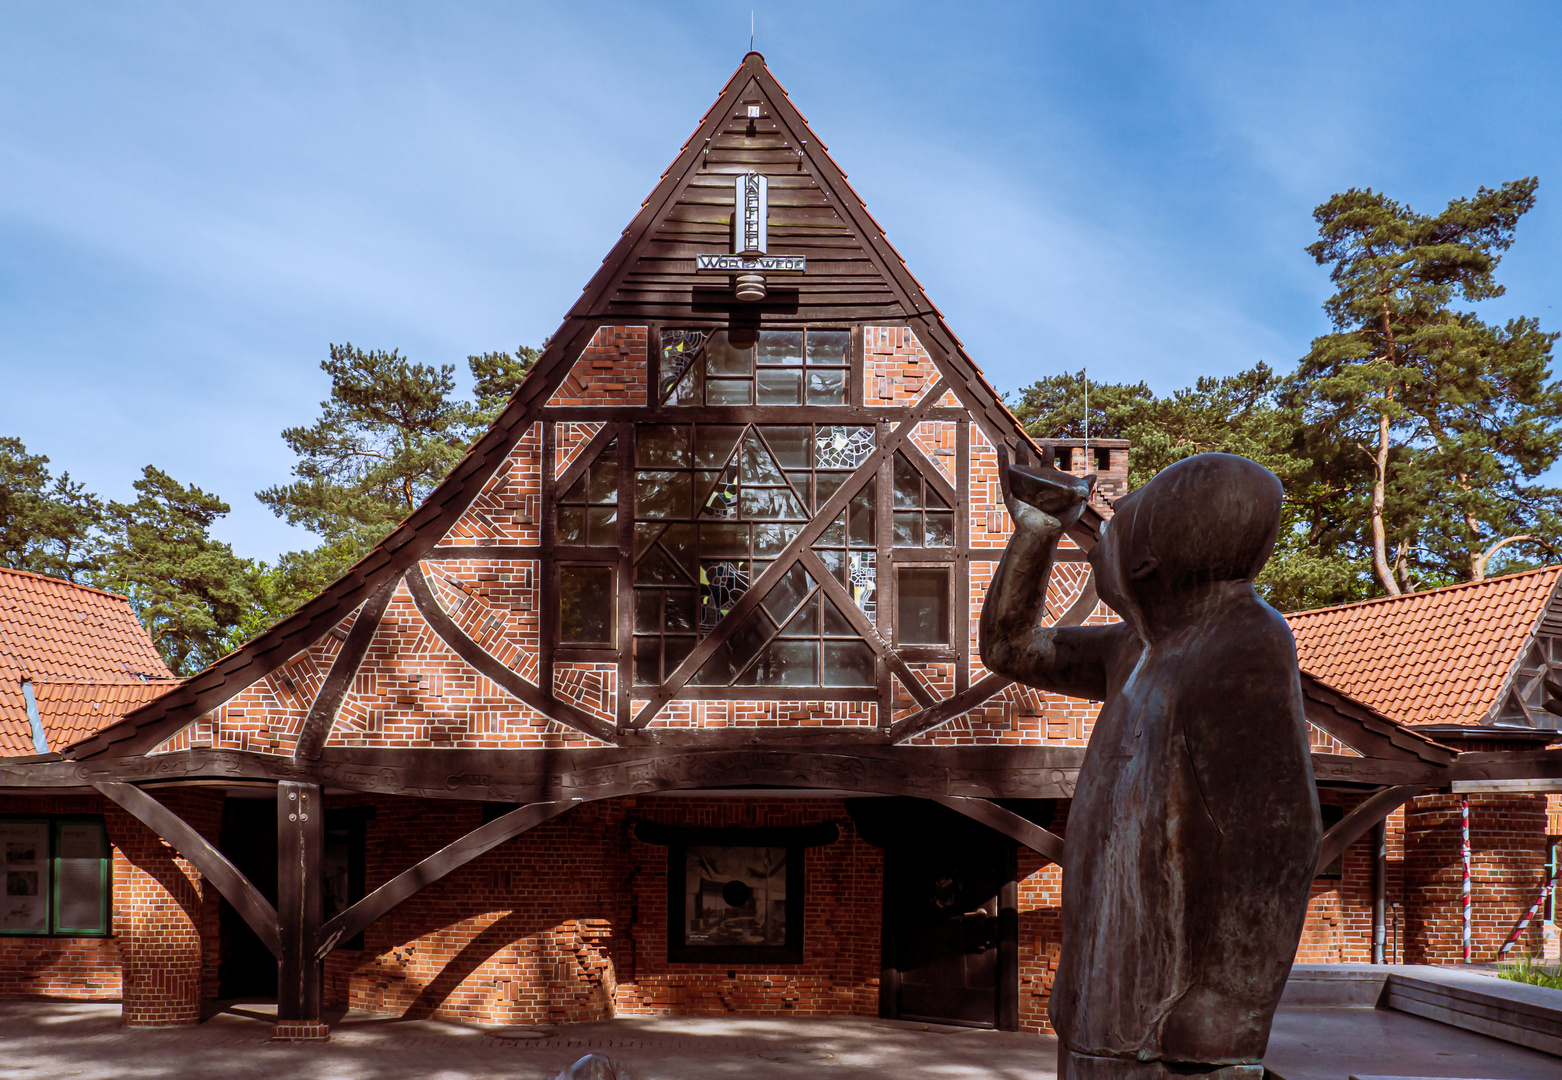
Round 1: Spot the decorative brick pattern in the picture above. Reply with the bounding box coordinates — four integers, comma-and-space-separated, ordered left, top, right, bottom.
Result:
863, 326, 940, 407
555, 421, 606, 478
427, 560, 541, 684
318, 583, 607, 750
546, 327, 648, 407
446, 423, 543, 547
1308, 723, 1362, 757
639, 700, 878, 729
553, 663, 617, 726
910, 421, 957, 485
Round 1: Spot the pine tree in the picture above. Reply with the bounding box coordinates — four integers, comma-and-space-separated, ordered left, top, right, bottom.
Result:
97, 467, 258, 674
0, 437, 103, 583
1290, 178, 1562, 593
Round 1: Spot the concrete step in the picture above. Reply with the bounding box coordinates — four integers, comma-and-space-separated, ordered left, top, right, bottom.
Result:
1285, 963, 1562, 1058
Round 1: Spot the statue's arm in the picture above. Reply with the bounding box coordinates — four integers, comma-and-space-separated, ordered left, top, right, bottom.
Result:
978, 504, 1122, 701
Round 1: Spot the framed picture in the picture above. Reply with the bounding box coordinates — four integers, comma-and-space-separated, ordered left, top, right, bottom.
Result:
635, 821, 837, 965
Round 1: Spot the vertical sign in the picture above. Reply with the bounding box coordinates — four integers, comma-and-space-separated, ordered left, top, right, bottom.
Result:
732, 173, 768, 256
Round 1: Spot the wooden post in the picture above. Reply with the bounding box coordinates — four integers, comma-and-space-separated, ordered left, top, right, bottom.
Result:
274, 781, 328, 1040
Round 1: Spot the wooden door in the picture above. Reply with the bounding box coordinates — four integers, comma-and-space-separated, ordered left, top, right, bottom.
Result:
886, 838, 1013, 1027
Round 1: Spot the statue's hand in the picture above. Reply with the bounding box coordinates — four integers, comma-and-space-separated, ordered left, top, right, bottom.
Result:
1004, 448, 1094, 536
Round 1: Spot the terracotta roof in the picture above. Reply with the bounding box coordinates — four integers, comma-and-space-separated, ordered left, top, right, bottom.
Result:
1287, 567, 1562, 728
0, 567, 177, 756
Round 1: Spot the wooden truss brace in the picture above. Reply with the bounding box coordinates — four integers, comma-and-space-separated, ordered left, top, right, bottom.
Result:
1316, 784, 1425, 871
316, 799, 575, 957
294, 577, 399, 761
630, 378, 954, 727
94, 780, 281, 958
932, 795, 1066, 864
405, 565, 617, 742
796, 548, 936, 711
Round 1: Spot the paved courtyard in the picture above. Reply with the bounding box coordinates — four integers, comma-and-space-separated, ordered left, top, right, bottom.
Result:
3, 1000, 1562, 1080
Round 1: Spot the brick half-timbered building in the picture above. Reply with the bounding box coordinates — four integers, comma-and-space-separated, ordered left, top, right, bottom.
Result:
4, 52, 1561, 1040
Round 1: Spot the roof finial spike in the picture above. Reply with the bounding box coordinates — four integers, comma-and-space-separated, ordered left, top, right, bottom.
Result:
750, 10, 754, 53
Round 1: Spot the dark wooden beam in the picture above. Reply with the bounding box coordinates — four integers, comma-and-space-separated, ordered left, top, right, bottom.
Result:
277, 781, 324, 1022
1311, 754, 1446, 787
294, 577, 399, 761
315, 800, 574, 956
1299, 676, 1457, 767
93, 781, 280, 958
404, 565, 618, 742
931, 795, 1065, 863
1451, 747, 1562, 784
888, 672, 1012, 743
1317, 785, 1426, 871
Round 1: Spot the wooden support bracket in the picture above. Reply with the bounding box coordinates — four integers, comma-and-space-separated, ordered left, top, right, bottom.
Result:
932, 795, 1066, 863
94, 780, 281, 958
1317, 784, 1426, 871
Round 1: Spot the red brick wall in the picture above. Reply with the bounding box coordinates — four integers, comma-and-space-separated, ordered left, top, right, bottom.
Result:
0, 790, 221, 1022
547, 326, 648, 406
1017, 801, 1067, 1034
1404, 792, 1547, 963
331, 795, 883, 1026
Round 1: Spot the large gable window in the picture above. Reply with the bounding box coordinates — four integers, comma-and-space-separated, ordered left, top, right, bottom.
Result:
660, 328, 851, 406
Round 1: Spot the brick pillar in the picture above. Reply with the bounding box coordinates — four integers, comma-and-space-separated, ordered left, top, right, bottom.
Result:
109, 789, 222, 1027
1403, 792, 1547, 963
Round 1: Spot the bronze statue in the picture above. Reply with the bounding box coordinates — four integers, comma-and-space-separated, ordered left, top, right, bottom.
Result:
980, 450, 1319, 1080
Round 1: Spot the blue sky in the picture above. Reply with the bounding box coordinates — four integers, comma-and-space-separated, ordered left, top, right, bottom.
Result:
2, 2, 1558, 561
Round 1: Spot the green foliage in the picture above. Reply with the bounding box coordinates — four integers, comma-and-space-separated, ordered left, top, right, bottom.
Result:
469, 345, 540, 422
1012, 366, 1372, 610
1497, 954, 1562, 990
1290, 177, 1562, 593
95, 467, 259, 675
0, 437, 103, 583
255, 343, 488, 600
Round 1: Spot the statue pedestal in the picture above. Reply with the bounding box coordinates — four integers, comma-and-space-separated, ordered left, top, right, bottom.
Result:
1062, 1049, 1264, 1080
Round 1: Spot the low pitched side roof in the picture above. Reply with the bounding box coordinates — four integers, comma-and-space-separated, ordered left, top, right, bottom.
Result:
0, 567, 177, 756
1287, 566, 1562, 728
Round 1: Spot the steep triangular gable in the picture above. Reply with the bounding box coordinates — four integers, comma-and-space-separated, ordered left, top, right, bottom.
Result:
73, 51, 1075, 759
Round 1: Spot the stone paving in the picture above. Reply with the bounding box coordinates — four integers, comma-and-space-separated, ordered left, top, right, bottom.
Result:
3, 1000, 1562, 1080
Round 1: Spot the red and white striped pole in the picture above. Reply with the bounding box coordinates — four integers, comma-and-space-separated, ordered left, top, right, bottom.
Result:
1497, 863, 1562, 959
1462, 798, 1472, 963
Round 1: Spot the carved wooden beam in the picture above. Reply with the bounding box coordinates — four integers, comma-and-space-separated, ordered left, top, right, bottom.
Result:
295, 578, 399, 761
94, 781, 281, 958
315, 800, 574, 956
1311, 754, 1445, 787
931, 795, 1065, 863
630, 379, 954, 728
1316, 784, 1426, 871
405, 564, 618, 742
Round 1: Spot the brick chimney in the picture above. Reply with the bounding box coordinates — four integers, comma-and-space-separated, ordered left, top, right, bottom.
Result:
1039, 438, 1130, 516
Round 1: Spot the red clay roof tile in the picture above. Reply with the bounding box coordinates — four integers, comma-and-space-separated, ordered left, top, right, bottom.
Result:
1287, 566, 1560, 727
0, 568, 177, 756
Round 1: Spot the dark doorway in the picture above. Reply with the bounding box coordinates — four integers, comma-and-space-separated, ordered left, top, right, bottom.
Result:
218, 796, 277, 999
847, 798, 1020, 1030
